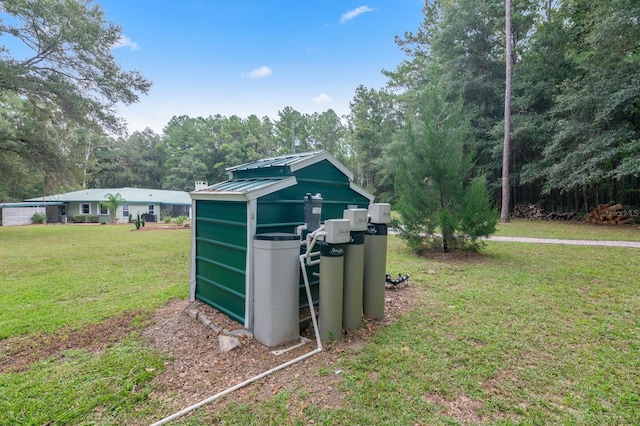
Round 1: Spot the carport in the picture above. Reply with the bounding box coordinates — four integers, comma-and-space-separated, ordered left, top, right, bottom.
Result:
0, 202, 65, 226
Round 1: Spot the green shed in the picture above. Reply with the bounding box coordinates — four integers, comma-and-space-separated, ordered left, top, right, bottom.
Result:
189, 150, 374, 329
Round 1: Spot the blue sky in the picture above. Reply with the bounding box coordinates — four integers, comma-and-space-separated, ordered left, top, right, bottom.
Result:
103, 1, 425, 134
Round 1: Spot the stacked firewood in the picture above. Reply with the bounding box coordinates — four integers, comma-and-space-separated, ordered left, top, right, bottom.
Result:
511, 203, 544, 220
586, 204, 635, 225
512, 203, 579, 221
545, 211, 577, 221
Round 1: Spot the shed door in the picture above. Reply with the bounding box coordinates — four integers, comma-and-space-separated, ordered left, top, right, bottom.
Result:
194, 200, 248, 323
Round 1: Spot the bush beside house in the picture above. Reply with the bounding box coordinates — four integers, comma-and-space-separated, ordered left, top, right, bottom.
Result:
31, 212, 47, 224
71, 214, 100, 223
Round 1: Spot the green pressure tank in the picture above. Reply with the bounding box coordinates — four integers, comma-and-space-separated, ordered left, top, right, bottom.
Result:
363, 223, 387, 320
318, 241, 345, 342
342, 231, 364, 329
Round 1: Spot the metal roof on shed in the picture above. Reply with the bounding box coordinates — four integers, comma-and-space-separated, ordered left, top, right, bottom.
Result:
190, 177, 297, 202
208, 178, 288, 192
226, 150, 354, 181
226, 151, 322, 171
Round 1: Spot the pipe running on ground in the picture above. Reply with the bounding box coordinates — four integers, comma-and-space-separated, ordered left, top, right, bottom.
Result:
150, 244, 323, 425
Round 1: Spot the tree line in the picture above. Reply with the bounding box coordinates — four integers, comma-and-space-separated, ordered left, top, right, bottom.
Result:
363, 0, 639, 213
1, 0, 638, 216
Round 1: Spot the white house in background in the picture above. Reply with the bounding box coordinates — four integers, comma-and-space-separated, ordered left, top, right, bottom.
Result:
22, 187, 191, 224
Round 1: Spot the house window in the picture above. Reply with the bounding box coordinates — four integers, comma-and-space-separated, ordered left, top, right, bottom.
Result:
99, 204, 108, 215
60, 205, 66, 216
148, 204, 155, 215
81, 203, 90, 214
123, 204, 130, 218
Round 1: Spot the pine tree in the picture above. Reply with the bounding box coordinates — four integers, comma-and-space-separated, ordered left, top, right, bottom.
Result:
394, 87, 497, 253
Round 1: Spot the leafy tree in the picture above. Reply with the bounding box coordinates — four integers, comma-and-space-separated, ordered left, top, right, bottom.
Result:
122, 129, 166, 188
274, 107, 310, 154
348, 85, 399, 199
163, 154, 208, 192
0, 0, 151, 132
162, 115, 226, 185
508, 4, 572, 208
0, 146, 43, 201
308, 109, 348, 161
0, 93, 71, 198
518, 0, 640, 208
99, 192, 125, 223
87, 137, 129, 189
67, 128, 110, 189
386, 0, 538, 202
240, 114, 274, 160
0, 0, 151, 196
394, 88, 497, 253
217, 114, 270, 168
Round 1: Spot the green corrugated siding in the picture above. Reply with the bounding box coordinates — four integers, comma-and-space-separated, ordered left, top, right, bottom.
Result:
257, 181, 369, 231
195, 200, 247, 323
294, 159, 349, 184
194, 156, 371, 324
255, 161, 369, 308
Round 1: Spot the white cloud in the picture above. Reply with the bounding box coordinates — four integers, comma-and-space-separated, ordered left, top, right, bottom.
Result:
340, 6, 375, 24
113, 35, 140, 50
312, 93, 332, 104
245, 66, 273, 79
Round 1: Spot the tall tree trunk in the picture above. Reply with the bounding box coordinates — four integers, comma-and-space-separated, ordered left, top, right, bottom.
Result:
583, 187, 589, 215
500, 0, 513, 223
82, 137, 92, 189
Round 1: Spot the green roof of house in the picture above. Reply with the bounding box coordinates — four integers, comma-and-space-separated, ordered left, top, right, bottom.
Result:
26, 188, 191, 205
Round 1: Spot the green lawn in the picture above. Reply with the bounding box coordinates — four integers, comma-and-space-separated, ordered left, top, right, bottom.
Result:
0, 224, 190, 425
495, 218, 640, 241
191, 233, 640, 424
0, 224, 190, 338
1, 222, 638, 424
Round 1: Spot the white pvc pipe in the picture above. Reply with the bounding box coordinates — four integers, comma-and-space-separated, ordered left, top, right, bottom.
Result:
306, 225, 325, 244
307, 258, 321, 267
150, 254, 322, 426
295, 224, 307, 242
304, 231, 326, 264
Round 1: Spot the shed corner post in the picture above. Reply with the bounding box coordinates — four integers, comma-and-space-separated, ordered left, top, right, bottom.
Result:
245, 198, 258, 330
189, 198, 197, 302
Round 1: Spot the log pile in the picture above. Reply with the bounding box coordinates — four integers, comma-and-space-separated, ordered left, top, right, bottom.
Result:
586, 204, 635, 225
512, 203, 579, 221
511, 203, 544, 220
545, 211, 577, 221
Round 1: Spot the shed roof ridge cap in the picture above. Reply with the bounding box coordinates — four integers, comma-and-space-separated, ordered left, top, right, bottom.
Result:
254, 150, 324, 162
225, 150, 326, 172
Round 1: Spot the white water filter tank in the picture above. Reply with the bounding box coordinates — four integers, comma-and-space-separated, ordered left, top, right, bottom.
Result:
253, 233, 301, 347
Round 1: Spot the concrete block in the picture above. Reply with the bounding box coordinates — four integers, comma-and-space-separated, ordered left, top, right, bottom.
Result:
198, 314, 212, 327
219, 335, 241, 352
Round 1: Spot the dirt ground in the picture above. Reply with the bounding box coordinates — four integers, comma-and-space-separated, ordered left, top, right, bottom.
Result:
0, 312, 144, 373
143, 282, 420, 418
0, 281, 419, 421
